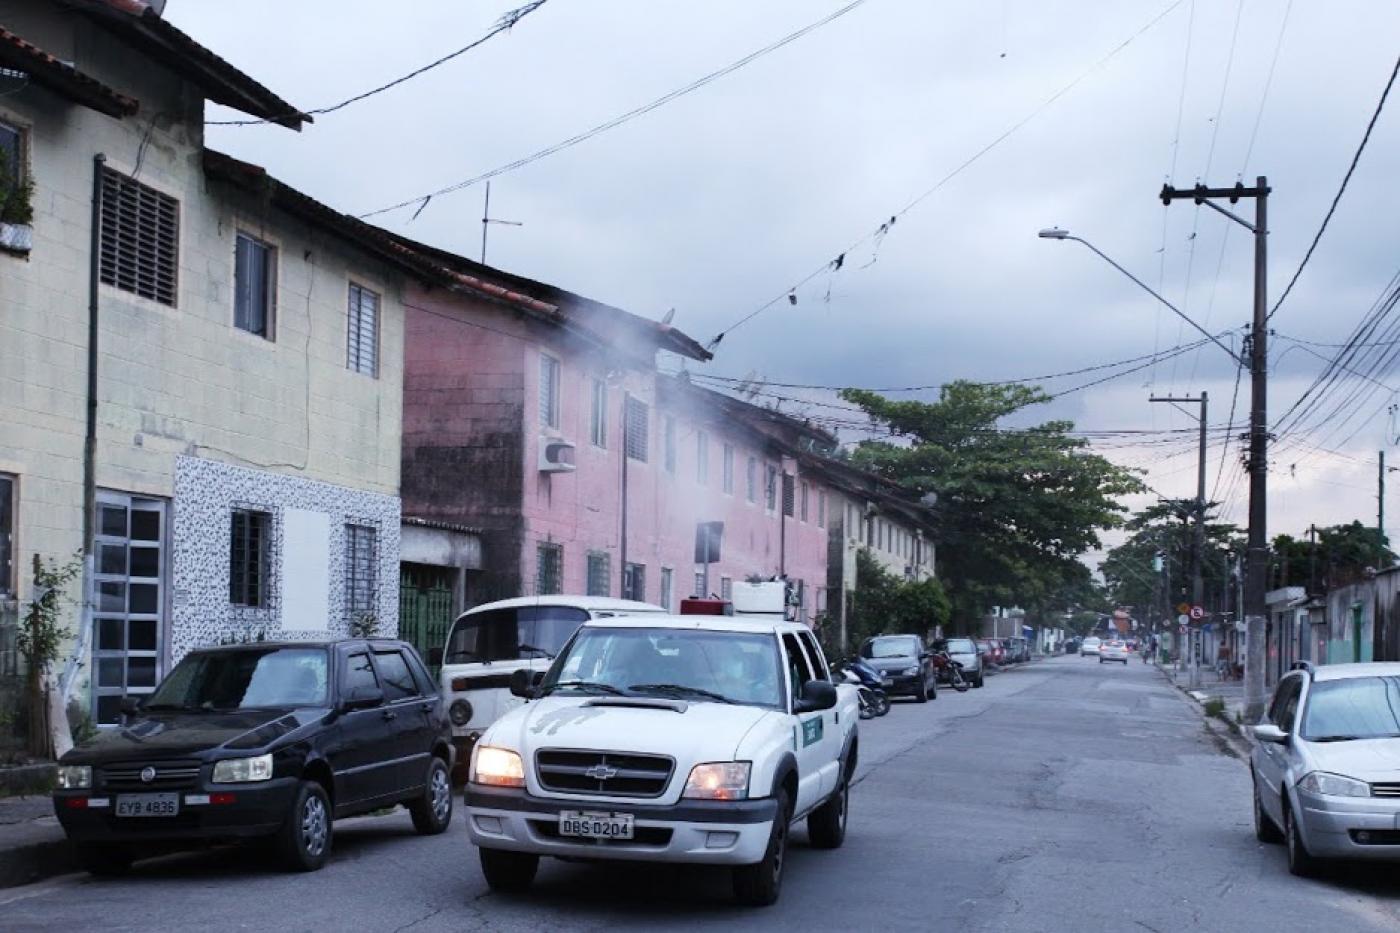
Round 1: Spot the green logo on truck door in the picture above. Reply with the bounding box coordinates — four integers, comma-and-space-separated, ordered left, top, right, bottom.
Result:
801, 716, 823, 747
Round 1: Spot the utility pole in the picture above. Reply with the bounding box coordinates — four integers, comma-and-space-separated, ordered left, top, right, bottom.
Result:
1380, 451, 1386, 570
1308, 523, 1317, 595
1161, 177, 1269, 722
1150, 392, 1208, 688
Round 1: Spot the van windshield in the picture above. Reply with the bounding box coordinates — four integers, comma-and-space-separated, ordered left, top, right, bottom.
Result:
444, 606, 590, 664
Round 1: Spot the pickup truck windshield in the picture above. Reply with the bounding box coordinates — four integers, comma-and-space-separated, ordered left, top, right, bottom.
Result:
146, 647, 328, 710
444, 606, 589, 664
542, 627, 784, 709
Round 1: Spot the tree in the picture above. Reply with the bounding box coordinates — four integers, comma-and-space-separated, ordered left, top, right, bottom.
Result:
1100, 502, 1244, 622
844, 549, 951, 650
1271, 521, 1394, 592
841, 381, 1143, 628
18, 554, 82, 759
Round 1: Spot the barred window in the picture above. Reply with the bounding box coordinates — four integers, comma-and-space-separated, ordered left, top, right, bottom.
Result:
625, 397, 649, 462
99, 166, 179, 307
586, 551, 611, 597
347, 283, 380, 377
345, 524, 378, 616
782, 473, 796, 518
537, 543, 563, 595
229, 509, 269, 607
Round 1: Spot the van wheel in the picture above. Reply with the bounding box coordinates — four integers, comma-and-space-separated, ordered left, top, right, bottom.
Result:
733, 789, 790, 906
277, 780, 332, 872
808, 772, 849, 849
480, 848, 539, 892
409, 757, 453, 835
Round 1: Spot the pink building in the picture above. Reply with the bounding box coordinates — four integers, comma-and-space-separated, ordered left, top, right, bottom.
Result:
398, 248, 840, 622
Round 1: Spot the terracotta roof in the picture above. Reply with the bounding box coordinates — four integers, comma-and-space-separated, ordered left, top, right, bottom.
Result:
60, 0, 310, 129
203, 150, 556, 316
0, 25, 138, 117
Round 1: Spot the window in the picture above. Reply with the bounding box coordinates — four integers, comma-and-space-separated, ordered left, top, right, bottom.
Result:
345, 524, 377, 616
229, 509, 269, 607
694, 571, 706, 598
720, 576, 732, 600
444, 605, 589, 664
233, 233, 276, 338
374, 650, 419, 701
344, 652, 378, 694
623, 563, 646, 602
695, 430, 709, 484
798, 630, 830, 681
782, 633, 815, 700
0, 474, 12, 597
536, 542, 563, 595
589, 378, 607, 447
539, 354, 560, 429
818, 490, 827, 528
782, 473, 795, 518
625, 397, 649, 462
746, 457, 757, 503
766, 465, 778, 511
660, 568, 674, 611
664, 416, 677, 472
347, 283, 380, 377
99, 166, 179, 306
1269, 674, 1304, 729
0, 121, 23, 218
800, 481, 810, 522
722, 444, 735, 494
586, 551, 611, 597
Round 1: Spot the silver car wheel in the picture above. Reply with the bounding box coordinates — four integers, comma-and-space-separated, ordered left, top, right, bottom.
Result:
431, 767, 451, 822
301, 794, 328, 858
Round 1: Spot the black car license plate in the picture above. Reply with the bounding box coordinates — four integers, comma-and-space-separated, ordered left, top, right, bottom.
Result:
115, 793, 180, 817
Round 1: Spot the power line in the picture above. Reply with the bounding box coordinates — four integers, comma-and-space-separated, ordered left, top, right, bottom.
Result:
357, 0, 876, 219
1266, 52, 1400, 322
705, 0, 1189, 349
207, 1, 551, 126
1241, 0, 1293, 173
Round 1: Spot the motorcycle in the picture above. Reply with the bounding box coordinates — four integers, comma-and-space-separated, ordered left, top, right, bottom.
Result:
933, 650, 971, 692
835, 657, 891, 718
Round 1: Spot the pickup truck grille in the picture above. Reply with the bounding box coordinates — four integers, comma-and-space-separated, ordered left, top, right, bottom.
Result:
535, 750, 674, 798
100, 760, 202, 792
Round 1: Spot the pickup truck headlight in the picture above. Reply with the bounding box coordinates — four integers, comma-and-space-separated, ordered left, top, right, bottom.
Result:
1298, 771, 1370, 798
212, 753, 274, 784
683, 762, 751, 800
472, 746, 525, 788
57, 765, 91, 789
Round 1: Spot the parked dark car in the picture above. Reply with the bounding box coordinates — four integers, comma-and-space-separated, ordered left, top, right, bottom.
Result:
978, 638, 1004, 668
859, 634, 937, 701
53, 639, 454, 875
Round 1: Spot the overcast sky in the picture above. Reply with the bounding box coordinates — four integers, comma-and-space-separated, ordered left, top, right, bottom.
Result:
173, 0, 1400, 560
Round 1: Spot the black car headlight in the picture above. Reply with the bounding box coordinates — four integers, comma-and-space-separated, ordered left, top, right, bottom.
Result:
449, 699, 473, 727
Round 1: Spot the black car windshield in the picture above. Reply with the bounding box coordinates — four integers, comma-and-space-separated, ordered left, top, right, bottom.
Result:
1301, 676, 1400, 741
863, 636, 921, 659
444, 606, 589, 664
147, 647, 329, 710
541, 627, 784, 709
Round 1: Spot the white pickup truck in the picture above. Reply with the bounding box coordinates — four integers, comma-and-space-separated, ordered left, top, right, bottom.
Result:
464, 614, 859, 906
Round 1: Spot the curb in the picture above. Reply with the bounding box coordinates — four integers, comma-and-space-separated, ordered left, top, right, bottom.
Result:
1156, 666, 1254, 760
0, 834, 74, 889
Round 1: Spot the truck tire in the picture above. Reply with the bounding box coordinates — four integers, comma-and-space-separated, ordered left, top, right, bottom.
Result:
807, 772, 848, 849
733, 789, 790, 906
480, 848, 539, 892
408, 757, 453, 835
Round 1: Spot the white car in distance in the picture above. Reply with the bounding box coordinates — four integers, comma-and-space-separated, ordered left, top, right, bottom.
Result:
464, 614, 860, 906
1080, 637, 1102, 657
1099, 640, 1130, 664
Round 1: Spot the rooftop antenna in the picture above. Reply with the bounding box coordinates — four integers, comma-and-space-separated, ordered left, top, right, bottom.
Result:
480, 181, 523, 264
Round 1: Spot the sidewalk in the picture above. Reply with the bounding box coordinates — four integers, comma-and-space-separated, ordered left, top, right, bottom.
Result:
0, 793, 73, 888
1164, 661, 1246, 722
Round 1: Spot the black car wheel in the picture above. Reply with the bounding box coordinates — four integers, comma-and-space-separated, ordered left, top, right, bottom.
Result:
77, 843, 134, 877
734, 788, 791, 906
409, 757, 453, 835
973, 671, 984, 688
277, 779, 332, 872
915, 676, 929, 703
808, 770, 849, 849
480, 848, 539, 892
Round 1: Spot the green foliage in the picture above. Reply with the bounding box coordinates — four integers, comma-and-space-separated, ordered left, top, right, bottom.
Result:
845, 549, 951, 648
350, 612, 379, 639
1100, 501, 1244, 618
18, 554, 82, 675
0, 158, 33, 227
66, 699, 97, 746
1203, 697, 1227, 719
1271, 521, 1394, 592
840, 381, 1142, 624
1065, 610, 1102, 637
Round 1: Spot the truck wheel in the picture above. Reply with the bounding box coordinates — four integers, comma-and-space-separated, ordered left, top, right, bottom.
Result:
480, 848, 539, 892
807, 772, 849, 849
733, 789, 790, 907
276, 780, 332, 872
408, 757, 453, 835
77, 843, 134, 876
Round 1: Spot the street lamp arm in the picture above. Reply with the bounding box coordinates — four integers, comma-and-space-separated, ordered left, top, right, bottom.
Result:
1062, 235, 1245, 366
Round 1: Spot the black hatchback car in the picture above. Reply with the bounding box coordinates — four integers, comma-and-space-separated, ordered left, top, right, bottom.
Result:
859, 634, 937, 702
53, 639, 453, 875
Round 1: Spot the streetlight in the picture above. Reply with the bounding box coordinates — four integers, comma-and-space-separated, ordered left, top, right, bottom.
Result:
1037, 228, 1243, 367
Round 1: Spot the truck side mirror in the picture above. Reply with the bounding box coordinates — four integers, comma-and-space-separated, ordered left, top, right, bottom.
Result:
794, 680, 837, 713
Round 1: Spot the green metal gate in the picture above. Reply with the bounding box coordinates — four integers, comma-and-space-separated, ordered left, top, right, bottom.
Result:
399, 564, 455, 672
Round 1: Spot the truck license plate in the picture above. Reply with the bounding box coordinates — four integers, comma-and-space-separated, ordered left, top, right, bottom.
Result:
115, 793, 180, 817
558, 810, 634, 839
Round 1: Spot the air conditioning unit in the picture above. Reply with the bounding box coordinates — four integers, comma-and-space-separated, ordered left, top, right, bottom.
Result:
539, 437, 576, 473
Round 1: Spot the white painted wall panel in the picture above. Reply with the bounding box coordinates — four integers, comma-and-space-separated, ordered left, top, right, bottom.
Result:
281, 508, 330, 632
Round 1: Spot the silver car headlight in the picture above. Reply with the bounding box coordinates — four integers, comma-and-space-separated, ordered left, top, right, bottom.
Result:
902, 666, 920, 676
212, 753, 274, 784
1297, 771, 1370, 798
57, 765, 92, 789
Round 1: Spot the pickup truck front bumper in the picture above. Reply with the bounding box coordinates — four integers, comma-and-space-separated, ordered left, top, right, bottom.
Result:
465, 785, 778, 866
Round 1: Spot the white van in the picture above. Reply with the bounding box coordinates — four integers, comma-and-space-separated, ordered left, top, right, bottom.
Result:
437, 595, 666, 775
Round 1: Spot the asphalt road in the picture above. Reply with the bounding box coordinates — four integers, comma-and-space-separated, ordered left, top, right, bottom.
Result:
5, 656, 1399, 932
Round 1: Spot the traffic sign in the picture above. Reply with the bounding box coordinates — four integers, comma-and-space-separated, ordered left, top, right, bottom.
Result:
1176, 613, 1190, 626
1189, 605, 1206, 621
1176, 603, 1191, 616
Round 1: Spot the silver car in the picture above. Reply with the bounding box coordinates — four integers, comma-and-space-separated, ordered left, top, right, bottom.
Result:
1251, 662, 1400, 876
